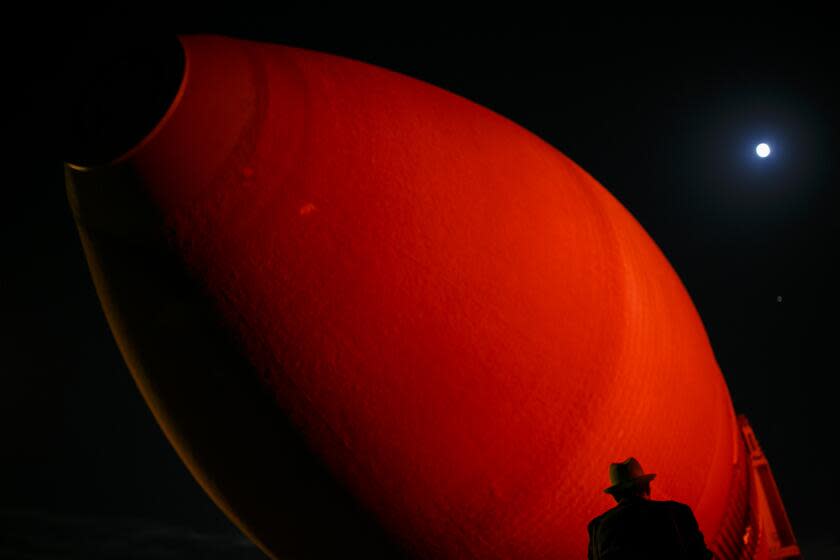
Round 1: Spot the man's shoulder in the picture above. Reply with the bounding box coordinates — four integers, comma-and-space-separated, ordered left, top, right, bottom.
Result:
654, 500, 694, 515
587, 501, 631, 531
587, 506, 615, 532
587, 510, 606, 530
649, 499, 692, 512
588, 499, 694, 527
648, 500, 698, 524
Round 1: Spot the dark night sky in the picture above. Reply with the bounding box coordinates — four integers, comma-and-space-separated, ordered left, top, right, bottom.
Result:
3, 9, 839, 558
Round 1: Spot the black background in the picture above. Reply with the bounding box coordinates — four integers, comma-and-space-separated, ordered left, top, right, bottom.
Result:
3, 8, 838, 558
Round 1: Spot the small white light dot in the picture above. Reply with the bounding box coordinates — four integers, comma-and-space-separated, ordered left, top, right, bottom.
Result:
777, 296, 782, 303
756, 143, 771, 158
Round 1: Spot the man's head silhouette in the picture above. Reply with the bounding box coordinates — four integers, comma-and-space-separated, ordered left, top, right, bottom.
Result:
604, 457, 656, 503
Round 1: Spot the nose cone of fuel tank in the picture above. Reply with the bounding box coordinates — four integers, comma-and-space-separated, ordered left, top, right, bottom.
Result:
65, 34, 743, 559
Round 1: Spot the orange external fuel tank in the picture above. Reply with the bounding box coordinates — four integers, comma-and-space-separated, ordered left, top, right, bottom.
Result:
64, 35, 797, 559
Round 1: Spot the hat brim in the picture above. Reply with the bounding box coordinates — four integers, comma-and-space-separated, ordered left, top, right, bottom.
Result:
603, 473, 656, 495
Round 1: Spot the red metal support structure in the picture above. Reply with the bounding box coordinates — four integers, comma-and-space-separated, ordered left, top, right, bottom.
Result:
739, 416, 801, 559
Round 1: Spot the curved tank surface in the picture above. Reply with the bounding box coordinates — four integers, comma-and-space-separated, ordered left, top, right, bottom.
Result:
65, 35, 797, 559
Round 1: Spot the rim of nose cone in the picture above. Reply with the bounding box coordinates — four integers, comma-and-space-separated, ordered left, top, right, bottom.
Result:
64, 34, 187, 171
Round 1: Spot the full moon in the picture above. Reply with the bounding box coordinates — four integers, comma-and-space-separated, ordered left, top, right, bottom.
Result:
756, 143, 771, 158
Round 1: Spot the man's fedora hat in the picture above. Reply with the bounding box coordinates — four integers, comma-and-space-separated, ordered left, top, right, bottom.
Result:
604, 457, 656, 494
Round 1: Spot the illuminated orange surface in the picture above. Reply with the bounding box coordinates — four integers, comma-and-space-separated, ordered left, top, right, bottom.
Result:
67, 35, 756, 558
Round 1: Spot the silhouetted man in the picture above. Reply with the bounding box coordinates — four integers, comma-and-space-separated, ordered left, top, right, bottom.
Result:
587, 457, 713, 559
